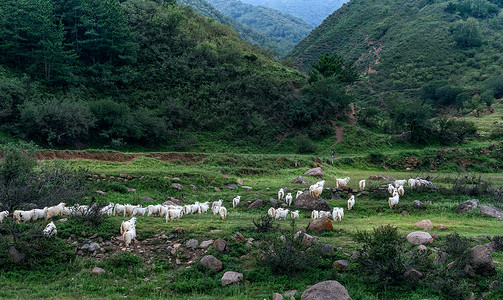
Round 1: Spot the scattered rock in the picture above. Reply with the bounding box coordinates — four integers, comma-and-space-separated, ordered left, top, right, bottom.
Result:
308, 217, 333, 234
232, 232, 245, 241
273, 293, 284, 300
297, 226, 306, 233
126, 187, 136, 192
221, 271, 243, 285
185, 239, 199, 249
489, 280, 501, 291
434, 251, 448, 265
200, 255, 223, 271
406, 231, 434, 245
200, 240, 214, 249
400, 210, 409, 215
404, 268, 423, 280
224, 184, 238, 190
99, 174, 106, 179
141, 196, 154, 202
290, 176, 310, 184
90, 267, 106, 275
89, 243, 100, 252
300, 280, 352, 300
431, 234, 440, 241
368, 174, 395, 182
214, 187, 221, 192
471, 245, 496, 276
191, 184, 199, 191
479, 206, 503, 220
58, 218, 68, 223
237, 179, 244, 185
95, 190, 107, 196
333, 260, 350, 271
413, 200, 426, 210
322, 244, 334, 255
456, 199, 479, 213
248, 199, 263, 209
284, 290, 297, 297
171, 183, 184, 191
241, 186, 253, 190
464, 264, 476, 278
81, 244, 90, 251
8, 246, 26, 263
434, 224, 449, 231
294, 192, 330, 211
350, 251, 360, 260
214, 238, 227, 252
304, 167, 325, 178
414, 219, 433, 231
270, 198, 278, 208
417, 245, 427, 251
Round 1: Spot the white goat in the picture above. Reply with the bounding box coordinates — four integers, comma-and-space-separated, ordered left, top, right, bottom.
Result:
397, 185, 405, 196
32, 208, 47, 221
332, 207, 344, 222
125, 204, 141, 216
147, 204, 161, 217
275, 208, 289, 220
278, 188, 285, 201
291, 210, 299, 219
123, 226, 136, 247
336, 177, 350, 188
219, 206, 227, 220
296, 191, 303, 199
132, 207, 147, 217
311, 210, 319, 220
13, 210, 35, 222
408, 178, 416, 189
232, 196, 241, 208
388, 190, 400, 209
198, 202, 210, 214
166, 208, 183, 221
101, 203, 115, 217
0, 211, 9, 223
43, 222, 57, 237
388, 184, 395, 195
113, 204, 126, 216
120, 217, 137, 235
45, 202, 66, 220
394, 179, 407, 188
348, 195, 355, 210
310, 180, 325, 199
359, 179, 366, 191
267, 207, 276, 218
319, 210, 332, 218
212, 200, 223, 215
285, 193, 293, 206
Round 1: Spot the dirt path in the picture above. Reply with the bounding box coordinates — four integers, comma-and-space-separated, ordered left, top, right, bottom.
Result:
34, 151, 207, 163
323, 103, 357, 152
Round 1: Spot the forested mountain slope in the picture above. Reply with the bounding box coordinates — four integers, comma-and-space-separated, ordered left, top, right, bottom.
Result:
286, 0, 503, 104
239, 0, 348, 26
206, 0, 313, 44
176, 0, 298, 55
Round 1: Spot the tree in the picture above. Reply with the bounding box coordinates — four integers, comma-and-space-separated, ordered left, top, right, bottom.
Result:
309, 52, 359, 84
453, 18, 482, 47
389, 98, 433, 144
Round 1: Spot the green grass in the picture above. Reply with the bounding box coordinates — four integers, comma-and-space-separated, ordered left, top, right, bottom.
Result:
463, 100, 503, 135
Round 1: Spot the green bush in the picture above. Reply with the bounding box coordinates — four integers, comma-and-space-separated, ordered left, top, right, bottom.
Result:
486, 75, 503, 98
296, 134, 317, 154
453, 18, 483, 48
434, 117, 477, 145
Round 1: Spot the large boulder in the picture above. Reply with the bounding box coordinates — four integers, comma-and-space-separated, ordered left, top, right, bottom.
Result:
90, 267, 106, 275
214, 239, 227, 252
224, 184, 238, 190
294, 192, 330, 211
248, 199, 263, 209
200, 255, 223, 271
333, 260, 350, 271
291, 176, 310, 184
479, 206, 503, 220
308, 217, 334, 233
406, 231, 434, 245
221, 271, 243, 285
414, 219, 433, 231
413, 200, 426, 210
456, 199, 479, 213
304, 167, 325, 178
301, 280, 352, 300
471, 245, 496, 276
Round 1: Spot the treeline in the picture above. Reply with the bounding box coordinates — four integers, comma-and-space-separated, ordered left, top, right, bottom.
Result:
0, 0, 354, 150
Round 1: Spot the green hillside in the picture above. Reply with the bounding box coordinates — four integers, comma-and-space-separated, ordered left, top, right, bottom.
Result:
176, 0, 297, 55
286, 0, 503, 104
206, 0, 313, 44
239, 0, 348, 26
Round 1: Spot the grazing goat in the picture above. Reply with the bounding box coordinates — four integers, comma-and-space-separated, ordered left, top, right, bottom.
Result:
348, 195, 355, 210
388, 184, 395, 195
285, 193, 293, 206
319, 210, 331, 218
296, 191, 303, 199
114, 204, 126, 217
336, 177, 350, 188
166, 208, 183, 221
198, 202, 210, 214
147, 204, 161, 217
13, 210, 35, 222
43, 222, 57, 237
388, 190, 400, 209
268, 207, 276, 218
310, 180, 325, 199
397, 185, 405, 196
45, 202, 66, 220
120, 217, 137, 235
32, 208, 47, 221
232, 196, 241, 208
0, 211, 8, 223
159, 205, 169, 218
291, 210, 299, 219
278, 188, 285, 201
394, 179, 407, 188
408, 178, 416, 189
219, 206, 227, 220
359, 179, 366, 191
332, 207, 344, 222
125, 204, 141, 216
132, 207, 147, 217
311, 210, 319, 220
275, 208, 289, 220
212, 200, 223, 215
123, 226, 136, 247
101, 203, 114, 217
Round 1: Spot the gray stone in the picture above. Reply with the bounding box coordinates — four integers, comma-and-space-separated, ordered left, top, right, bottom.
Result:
456, 199, 479, 213
333, 260, 350, 271
237, 179, 244, 185
185, 239, 199, 249
89, 243, 100, 252
200, 240, 214, 249
232, 232, 245, 241
141, 196, 154, 202
479, 206, 503, 220
290, 176, 310, 184
9, 246, 26, 263
489, 280, 501, 290
270, 198, 279, 208
58, 218, 68, 223
304, 167, 325, 178
273, 293, 285, 300
414, 219, 433, 231
406, 231, 433, 245
413, 200, 426, 210
221, 271, 243, 285
434, 251, 448, 265
191, 184, 199, 191
417, 245, 427, 251
95, 190, 107, 196
248, 199, 263, 209
127, 187, 136, 192
224, 184, 238, 190
90, 267, 106, 275
300, 280, 352, 300
171, 183, 183, 191
404, 269, 423, 280
241, 186, 253, 190
200, 255, 222, 271
294, 192, 330, 211
284, 290, 298, 297
322, 244, 334, 255
214, 238, 227, 252
81, 244, 90, 251
471, 245, 496, 276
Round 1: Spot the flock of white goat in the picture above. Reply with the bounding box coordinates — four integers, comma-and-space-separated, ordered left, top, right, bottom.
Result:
0, 177, 426, 247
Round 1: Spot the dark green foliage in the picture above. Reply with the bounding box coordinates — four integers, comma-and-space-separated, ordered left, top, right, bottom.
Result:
57, 217, 121, 239
453, 18, 483, 47
357, 106, 383, 129
0, 219, 75, 269
101, 252, 143, 275
434, 117, 477, 145
389, 98, 433, 144
309, 53, 359, 84
354, 225, 411, 288
296, 134, 317, 154
486, 75, 503, 98
252, 214, 276, 233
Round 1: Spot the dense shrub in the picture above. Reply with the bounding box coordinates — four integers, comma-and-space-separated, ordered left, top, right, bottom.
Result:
296, 134, 317, 154
252, 215, 276, 233
434, 117, 477, 145
453, 18, 483, 48
486, 75, 503, 98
